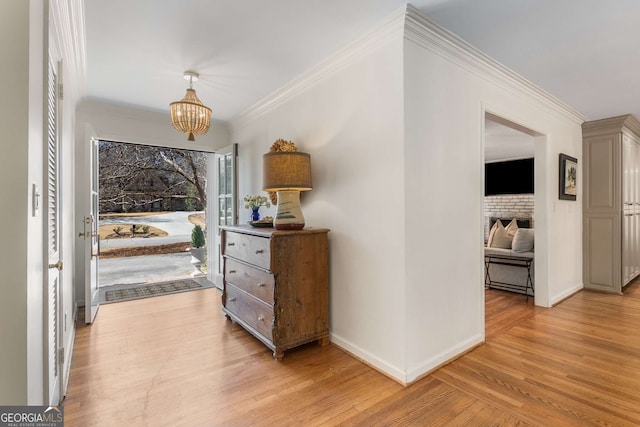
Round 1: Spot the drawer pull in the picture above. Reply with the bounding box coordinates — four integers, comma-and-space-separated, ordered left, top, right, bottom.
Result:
227, 242, 235, 246
257, 283, 265, 287
257, 315, 264, 321
255, 249, 264, 254
229, 270, 237, 274
228, 297, 236, 302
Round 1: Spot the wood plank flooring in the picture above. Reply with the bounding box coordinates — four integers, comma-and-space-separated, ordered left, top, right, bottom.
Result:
63, 282, 640, 426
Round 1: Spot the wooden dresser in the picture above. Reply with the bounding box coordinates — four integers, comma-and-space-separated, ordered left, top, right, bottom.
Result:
220, 225, 330, 359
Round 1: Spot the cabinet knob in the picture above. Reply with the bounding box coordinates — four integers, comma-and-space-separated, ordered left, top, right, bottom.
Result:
229, 270, 236, 274
227, 242, 235, 246
228, 297, 236, 302
257, 316, 264, 321
255, 249, 264, 254
257, 283, 265, 287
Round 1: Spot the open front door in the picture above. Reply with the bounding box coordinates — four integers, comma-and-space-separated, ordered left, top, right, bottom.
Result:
211, 144, 238, 288
84, 138, 100, 323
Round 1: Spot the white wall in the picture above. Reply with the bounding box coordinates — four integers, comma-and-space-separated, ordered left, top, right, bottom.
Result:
0, 0, 40, 404
231, 15, 408, 378
403, 8, 583, 381
230, 6, 584, 384
76, 98, 230, 153
74, 99, 231, 305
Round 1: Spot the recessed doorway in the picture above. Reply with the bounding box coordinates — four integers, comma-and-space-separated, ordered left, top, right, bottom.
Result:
483, 112, 541, 338
95, 140, 214, 304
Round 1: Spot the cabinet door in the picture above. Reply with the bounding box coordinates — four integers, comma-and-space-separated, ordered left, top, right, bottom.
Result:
634, 212, 640, 278
635, 136, 640, 207
584, 134, 621, 211
623, 212, 633, 284
623, 135, 634, 208
636, 141, 640, 277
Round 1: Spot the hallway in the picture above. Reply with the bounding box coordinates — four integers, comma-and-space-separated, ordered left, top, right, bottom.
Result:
63, 282, 640, 426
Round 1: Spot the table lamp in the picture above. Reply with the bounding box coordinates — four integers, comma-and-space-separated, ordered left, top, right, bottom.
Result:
263, 151, 312, 230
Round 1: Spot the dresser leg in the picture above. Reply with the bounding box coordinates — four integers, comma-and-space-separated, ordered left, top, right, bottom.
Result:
318, 336, 329, 347
273, 350, 284, 361
224, 314, 231, 321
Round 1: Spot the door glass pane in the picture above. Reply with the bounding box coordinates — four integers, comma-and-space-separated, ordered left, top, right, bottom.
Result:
217, 157, 224, 194
225, 196, 233, 224
225, 155, 232, 194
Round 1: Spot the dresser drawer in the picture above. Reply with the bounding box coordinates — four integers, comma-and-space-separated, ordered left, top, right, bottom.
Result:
225, 258, 275, 305
225, 285, 273, 340
223, 231, 271, 270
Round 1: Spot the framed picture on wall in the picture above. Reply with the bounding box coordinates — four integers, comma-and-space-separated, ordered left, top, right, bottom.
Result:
559, 153, 577, 200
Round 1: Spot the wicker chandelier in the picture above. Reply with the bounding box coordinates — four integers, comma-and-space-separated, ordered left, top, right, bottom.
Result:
169, 71, 212, 141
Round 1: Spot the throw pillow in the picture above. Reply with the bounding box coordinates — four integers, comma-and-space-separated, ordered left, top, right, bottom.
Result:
505, 218, 519, 237
487, 220, 500, 246
490, 220, 512, 249
512, 228, 534, 252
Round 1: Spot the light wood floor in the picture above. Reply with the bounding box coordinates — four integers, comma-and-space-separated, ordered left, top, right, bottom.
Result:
63, 282, 640, 426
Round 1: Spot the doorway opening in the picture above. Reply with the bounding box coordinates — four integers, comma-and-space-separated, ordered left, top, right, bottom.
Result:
483, 112, 540, 339
95, 140, 214, 304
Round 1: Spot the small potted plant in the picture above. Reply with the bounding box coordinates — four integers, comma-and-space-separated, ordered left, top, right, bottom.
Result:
189, 224, 206, 276
244, 194, 270, 222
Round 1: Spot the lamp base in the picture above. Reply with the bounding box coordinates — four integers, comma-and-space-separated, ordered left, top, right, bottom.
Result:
274, 190, 305, 230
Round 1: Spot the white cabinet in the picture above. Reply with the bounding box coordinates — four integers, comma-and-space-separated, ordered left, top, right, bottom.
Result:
583, 115, 640, 293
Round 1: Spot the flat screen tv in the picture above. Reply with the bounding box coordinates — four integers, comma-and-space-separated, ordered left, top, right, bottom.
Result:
485, 158, 534, 196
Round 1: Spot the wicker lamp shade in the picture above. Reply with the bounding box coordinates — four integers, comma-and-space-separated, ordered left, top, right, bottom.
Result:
262, 150, 312, 230
263, 152, 312, 191
169, 72, 212, 141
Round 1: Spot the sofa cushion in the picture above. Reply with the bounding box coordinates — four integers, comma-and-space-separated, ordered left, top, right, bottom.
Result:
512, 228, 534, 253
490, 220, 512, 249
484, 246, 534, 259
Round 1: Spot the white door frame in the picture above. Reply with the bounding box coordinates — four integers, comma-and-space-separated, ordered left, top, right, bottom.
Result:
481, 107, 550, 319
83, 138, 100, 324
80, 139, 222, 307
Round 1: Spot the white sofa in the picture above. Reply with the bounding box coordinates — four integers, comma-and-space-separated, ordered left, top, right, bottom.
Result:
484, 218, 534, 297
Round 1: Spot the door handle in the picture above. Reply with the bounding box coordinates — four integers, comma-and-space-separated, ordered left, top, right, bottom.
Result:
49, 260, 63, 271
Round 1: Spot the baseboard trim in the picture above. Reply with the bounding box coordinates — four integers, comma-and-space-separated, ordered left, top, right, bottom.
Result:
551, 284, 583, 306
405, 334, 484, 384
407, 340, 484, 385
329, 333, 407, 386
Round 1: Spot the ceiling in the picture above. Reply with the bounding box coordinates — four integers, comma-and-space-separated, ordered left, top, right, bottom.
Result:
484, 118, 534, 163
84, 0, 640, 124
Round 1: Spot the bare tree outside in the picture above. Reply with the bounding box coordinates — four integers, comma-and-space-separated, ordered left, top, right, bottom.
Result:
97, 140, 211, 298
99, 140, 207, 213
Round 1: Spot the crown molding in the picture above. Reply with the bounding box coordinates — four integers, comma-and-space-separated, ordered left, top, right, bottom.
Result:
231, 5, 587, 132
582, 114, 640, 137
403, 5, 587, 125
50, 0, 87, 101
230, 5, 406, 131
